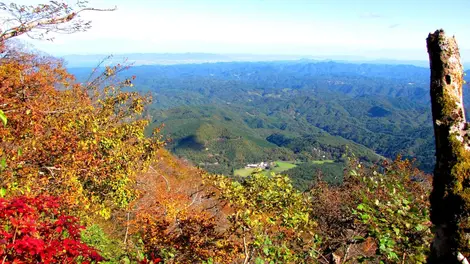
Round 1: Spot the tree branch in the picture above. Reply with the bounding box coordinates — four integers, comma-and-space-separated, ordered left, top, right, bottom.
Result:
0, 4, 116, 42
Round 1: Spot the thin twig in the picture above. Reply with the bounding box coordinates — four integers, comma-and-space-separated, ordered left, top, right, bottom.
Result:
187, 188, 199, 208
42, 166, 61, 177
243, 231, 250, 264
85, 55, 113, 85
0, 7, 117, 42
148, 165, 170, 192
2, 226, 19, 264
314, 250, 330, 264
123, 209, 130, 246
343, 243, 351, 264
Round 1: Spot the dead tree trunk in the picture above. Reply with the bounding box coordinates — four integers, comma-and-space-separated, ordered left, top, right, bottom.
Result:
427, 29, 470, 264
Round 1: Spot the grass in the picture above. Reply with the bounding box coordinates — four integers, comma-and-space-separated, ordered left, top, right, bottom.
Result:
311, 160, 334, 165
234, 160, 298, 177
234, 167, 258, 177
271, 161, 297, 173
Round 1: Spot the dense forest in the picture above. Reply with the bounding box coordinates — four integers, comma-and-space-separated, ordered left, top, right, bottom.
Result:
71, 60, 465, 181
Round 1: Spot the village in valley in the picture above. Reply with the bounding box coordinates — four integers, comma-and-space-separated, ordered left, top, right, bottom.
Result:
234, 160, 298, 177
244, 161, 275, 170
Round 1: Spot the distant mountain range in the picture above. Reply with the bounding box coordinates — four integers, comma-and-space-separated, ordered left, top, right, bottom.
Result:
61, 52, 438, 68
68, 60, 470, 176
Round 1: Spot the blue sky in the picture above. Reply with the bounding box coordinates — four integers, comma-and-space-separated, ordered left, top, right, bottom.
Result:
8, 0, 470, 60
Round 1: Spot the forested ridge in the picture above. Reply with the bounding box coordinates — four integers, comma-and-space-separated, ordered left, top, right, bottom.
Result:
0, 2, 467, 264
69, 60, 466, 177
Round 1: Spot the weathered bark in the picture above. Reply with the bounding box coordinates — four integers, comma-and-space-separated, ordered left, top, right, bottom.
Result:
427, 29, 470, 264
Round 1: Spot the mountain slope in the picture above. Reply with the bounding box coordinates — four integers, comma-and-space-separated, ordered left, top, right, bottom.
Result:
70, 60, 457, 172
149, 105, 382, 175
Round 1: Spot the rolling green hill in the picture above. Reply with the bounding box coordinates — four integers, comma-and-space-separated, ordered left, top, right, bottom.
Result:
71, 60, 450, 182
148, 104, 382, 176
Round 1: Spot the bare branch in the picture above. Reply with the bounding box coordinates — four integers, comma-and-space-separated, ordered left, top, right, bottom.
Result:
0, 2, 116, 43
148, 165, 171, 192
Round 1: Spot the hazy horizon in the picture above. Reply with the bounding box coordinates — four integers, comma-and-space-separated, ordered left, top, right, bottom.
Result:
57, 52, 439, 68
5, 0, 470, 62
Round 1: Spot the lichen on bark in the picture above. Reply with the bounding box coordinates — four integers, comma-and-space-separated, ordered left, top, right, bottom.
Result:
427, 29, 470, 264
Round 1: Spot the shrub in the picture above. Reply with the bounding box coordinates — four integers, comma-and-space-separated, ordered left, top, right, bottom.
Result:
0, 195, 102, 263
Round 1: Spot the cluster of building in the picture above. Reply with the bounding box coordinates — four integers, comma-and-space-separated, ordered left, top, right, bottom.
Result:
245, 161, 274, 169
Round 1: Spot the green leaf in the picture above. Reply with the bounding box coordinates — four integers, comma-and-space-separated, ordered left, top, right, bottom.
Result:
0, 110, 6, 127
388, 251, 399, 260
0, 158, 6, 169
393, 227, 400, 235
361, 213, 370, 220
416, 224, 427, 231
263, 246, 270, 255
0, 188, 6, 198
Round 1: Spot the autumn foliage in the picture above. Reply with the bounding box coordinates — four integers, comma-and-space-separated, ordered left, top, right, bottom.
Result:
0, 44, 434, 262
0, 1, 438, 263
0, 195, 102, 263
0, 1, 163, 262
0, 44, 163, 218
132, 149, 240, 263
